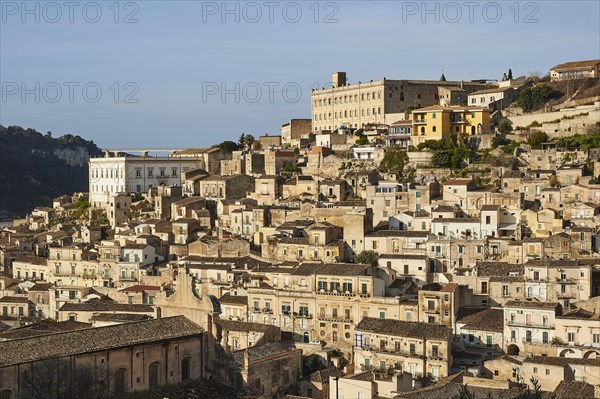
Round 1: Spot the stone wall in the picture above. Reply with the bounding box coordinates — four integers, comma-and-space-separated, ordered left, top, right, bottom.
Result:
507, 102, 600, 137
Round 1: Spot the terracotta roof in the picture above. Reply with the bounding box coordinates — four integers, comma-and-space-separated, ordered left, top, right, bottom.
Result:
366, 230, 428, 238
90, 313, 153, 322
291, 263, 370, 277
440, 283, 458, 293
0, 296, 33, 304
523, 356, 600, 367
119, 285, 161, 293
232, 342, 298, 364
444, 179, 473, 185
552, 380, 596, 399
29, 283, 54, 291
0, 320, 92, 340
215, 319, 277, 333
0, 316, 203, 367
505, 300, 560, 310
219, 293, 248, 306
59, 299, 154, 313
458, 308, 503, 332
476, 261, 523, 277
356, 317, 452, 341
551, 59, 600, 71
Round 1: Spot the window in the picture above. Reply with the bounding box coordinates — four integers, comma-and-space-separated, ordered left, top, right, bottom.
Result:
542, 332, 548, 343
181, 357, 191, 381
148, 362, 160, 388
409, 343, 416, 355
343, 282, 353, 293
114, 368, 127, 393
568, 332, 576, 343
432, 345, 439, 358
481, 281, 488, 294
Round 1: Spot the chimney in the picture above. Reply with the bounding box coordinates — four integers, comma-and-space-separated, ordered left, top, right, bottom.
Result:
332, 72, 347, 88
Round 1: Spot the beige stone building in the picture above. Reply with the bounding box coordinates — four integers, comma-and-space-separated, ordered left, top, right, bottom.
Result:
550, 59, 600, 81
311, 72, 486, 131
504, 300, 562, 357
0, 316, 206, 397
281, 119, 312, 148
354, 317, 453, 382
214, 319, 280, 352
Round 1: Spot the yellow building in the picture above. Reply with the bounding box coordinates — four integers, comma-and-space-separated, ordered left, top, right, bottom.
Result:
411, 105, 491, 146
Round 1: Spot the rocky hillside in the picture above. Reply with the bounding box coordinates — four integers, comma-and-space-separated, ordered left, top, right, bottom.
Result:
0, 125, 102, 219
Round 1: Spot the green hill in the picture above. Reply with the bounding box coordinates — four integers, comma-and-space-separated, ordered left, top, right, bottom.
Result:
0, 125, 102, 219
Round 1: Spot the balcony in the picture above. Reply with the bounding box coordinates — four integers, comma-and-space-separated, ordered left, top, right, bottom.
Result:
252, 307, 261, 313
318, 315, 353, 323
507, 321, 554, 329
316, 290, 355, 297
555, 277, 576, 284
262, 308, 273, 314
558, 292, 576, 299
413, 119, 427, 124
526, 278, 548, 283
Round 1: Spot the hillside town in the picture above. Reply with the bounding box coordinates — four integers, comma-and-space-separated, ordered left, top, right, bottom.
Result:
1, 60, 600, 399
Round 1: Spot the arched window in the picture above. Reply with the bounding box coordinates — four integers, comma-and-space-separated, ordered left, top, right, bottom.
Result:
332, 331, 338, 342
148, 362, 160, 388
432, 126, 437, 132
303, 332, 310, 343
114, 368, 127, 393
0, 390, 12, 399
181, 357, 191, 381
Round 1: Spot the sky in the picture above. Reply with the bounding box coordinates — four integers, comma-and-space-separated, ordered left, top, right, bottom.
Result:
1, 0, 599, 149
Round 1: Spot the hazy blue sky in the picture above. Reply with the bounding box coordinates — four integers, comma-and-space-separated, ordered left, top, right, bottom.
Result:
1, 0, 599, 148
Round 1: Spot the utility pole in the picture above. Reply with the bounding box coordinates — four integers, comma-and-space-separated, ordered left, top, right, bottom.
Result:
333, 376, 339, 399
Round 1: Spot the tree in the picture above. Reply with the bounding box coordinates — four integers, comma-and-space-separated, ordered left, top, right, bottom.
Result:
214, 140, 240, 153
244, 134, 256, 150
527, 131, 548, 149
19, 359, 107, 399
356, 250, 379, 266
517, 85, 555, 113
497, 119, 513, 135
451, 384, 477, 399
379, 148, 408, 175
238, 133, 246, 149
356, 135, 369, 145
508, 68, 513, 80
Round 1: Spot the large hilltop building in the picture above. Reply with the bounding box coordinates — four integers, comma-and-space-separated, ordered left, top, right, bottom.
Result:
88, 148, 229, 207
311, 72, 488, 131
